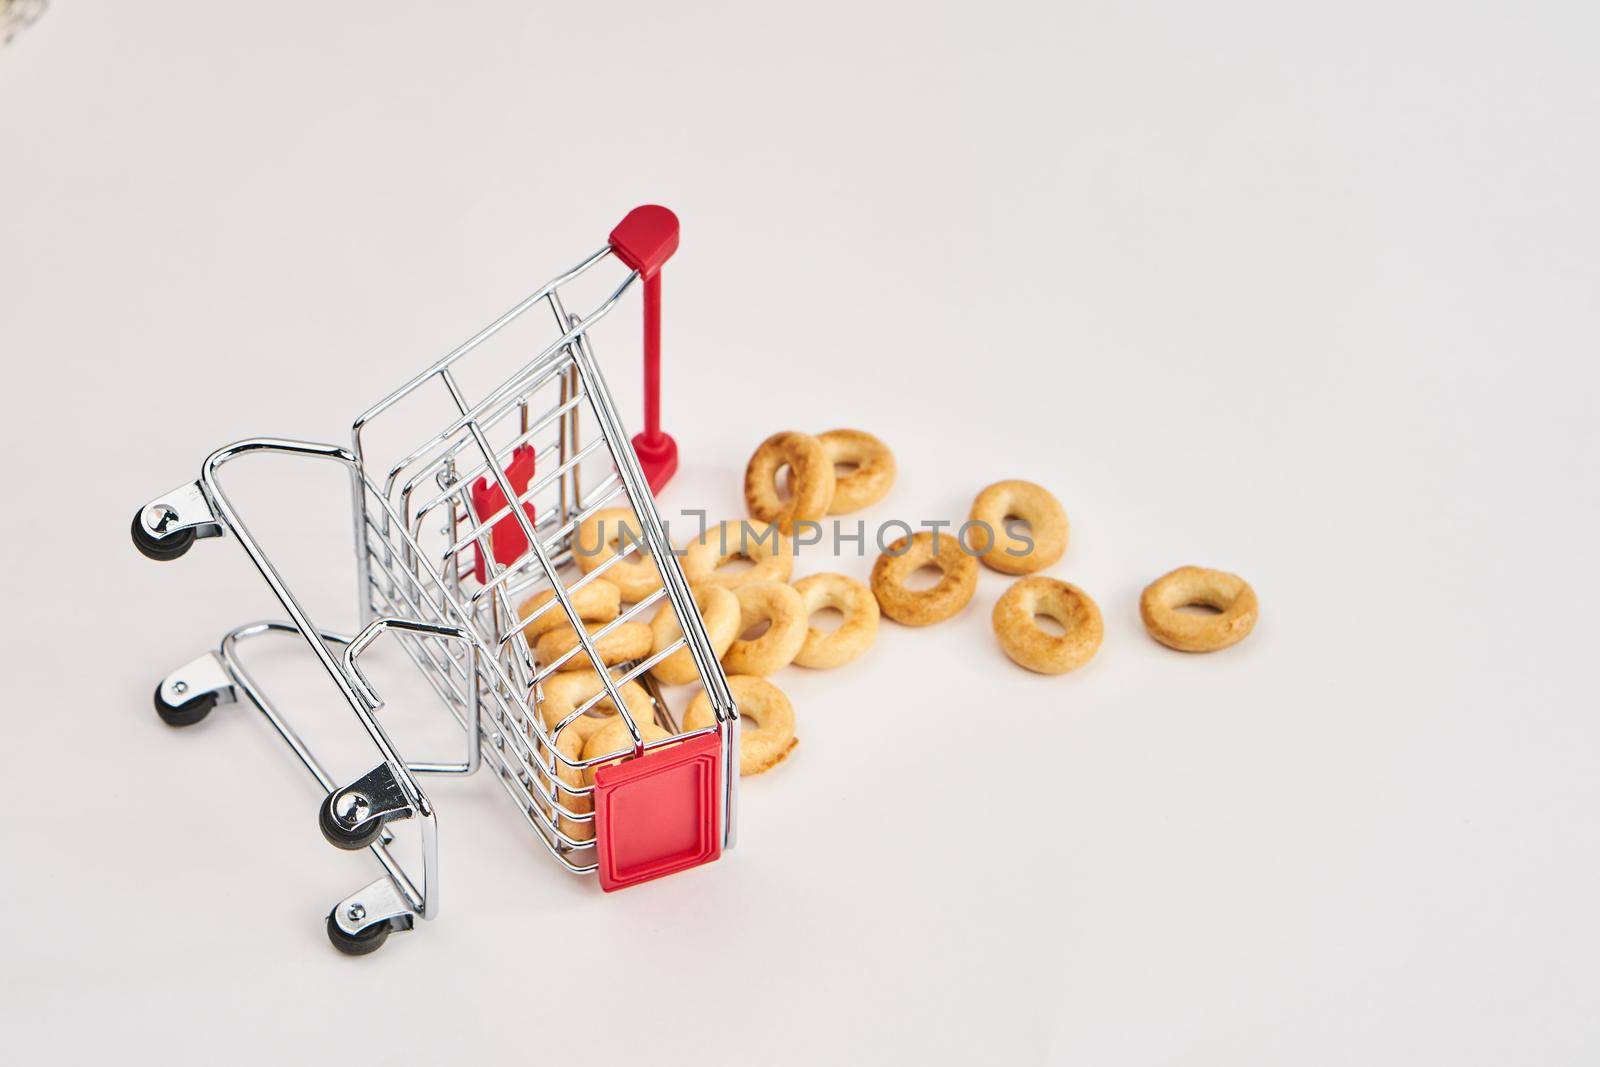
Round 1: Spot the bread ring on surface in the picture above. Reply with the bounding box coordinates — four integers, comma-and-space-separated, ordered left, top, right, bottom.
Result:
966, 480, 1069, 575
685, 675, 796, 776
680, 520, 794, 589
649, 584, 741, 686
871, 531, 978, 626
992, 577, 1103, 674
818, 429, 895, 514
538, 670, 654, 746
722, 581, 807, 676
792, 572, 879, 669
572, 507, 663, 601
1140, 566, 1258, 652
581, 716, 673, 765
516, 578, 621, 642
535, 620, 653, 672
743, 431, 836, 533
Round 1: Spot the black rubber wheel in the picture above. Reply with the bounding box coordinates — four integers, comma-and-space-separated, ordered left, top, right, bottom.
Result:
326, 911, 390, 956
319, 790, 384, 851
131, 510, 197, 562
153, 684, 218, 727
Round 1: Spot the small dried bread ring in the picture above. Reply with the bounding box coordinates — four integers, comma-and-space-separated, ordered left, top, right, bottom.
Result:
681, 520, 793, 589
649, 585, 741, 686
516, 578, 621, 642
721, 581, 807, 676
992, 577, 1103, 674
573, 507, 662, 601
536, 620, 653, 672
570, 718, 676, 833
582, 715, 673, 764
538, 670, 654, 746
1140, 566, 1258, 652
871, 532, 978, 626
743, 431, 836, 533
551, 727, 593, 842
684, 675, 796, 776
792, 573, 879, 669
967, 480, 1069, 575
818, 429, 895, 514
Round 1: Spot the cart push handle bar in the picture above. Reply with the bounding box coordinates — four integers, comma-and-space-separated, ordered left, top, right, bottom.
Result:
609, 205, 679, 493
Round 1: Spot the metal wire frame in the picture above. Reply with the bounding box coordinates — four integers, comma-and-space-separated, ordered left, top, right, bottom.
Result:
349, 352, 733, 861
137, 227, 740, 947
342, 246, 739, 862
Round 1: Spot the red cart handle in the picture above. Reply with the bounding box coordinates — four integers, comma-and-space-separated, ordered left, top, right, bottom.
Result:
609, 206, 680, 492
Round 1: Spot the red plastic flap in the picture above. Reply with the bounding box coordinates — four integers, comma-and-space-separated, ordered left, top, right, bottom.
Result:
608, 205, 679, 279
593, 732, 722, 891
469, 445, 536, 583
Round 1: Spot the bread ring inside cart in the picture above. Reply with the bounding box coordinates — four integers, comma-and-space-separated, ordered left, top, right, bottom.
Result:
792, 572, 879, 669
551, 727, 592, 842
649, 584, 741, 686
539, 670, 655, 745
743, 431, 836, 533
557, 718, 675, 843
515, 578, 621, 642
680, 520, 794, 589
966, 480, 1069, 575
870, 531, 978, 626
818, 429, 896, 514
685, 675, 796, 776
573, 507, 663, 601
722, 580, 807, 676
581, 716, 674, 765
535, 619, 653, 672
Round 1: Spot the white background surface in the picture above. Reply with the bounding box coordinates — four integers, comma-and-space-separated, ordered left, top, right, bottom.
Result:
3, 2, 1598, 1063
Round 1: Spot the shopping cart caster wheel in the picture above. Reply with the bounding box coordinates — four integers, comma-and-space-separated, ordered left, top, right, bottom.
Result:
130, 510, 197, 562
319, 790, 385, 851
153, 683, 217, 727
326, 911, 390, 956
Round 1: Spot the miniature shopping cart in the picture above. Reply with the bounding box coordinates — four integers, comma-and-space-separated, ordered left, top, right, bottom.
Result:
132, 206, 738, 955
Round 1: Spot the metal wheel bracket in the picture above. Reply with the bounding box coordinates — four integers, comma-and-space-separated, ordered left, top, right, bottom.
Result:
139, 480, 224, 542
332, 876, 416, 938
331, 763, 414, 838
159, 652, 238, 711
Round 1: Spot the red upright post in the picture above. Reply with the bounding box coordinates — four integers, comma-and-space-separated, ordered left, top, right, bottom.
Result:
608, 205, 680, 493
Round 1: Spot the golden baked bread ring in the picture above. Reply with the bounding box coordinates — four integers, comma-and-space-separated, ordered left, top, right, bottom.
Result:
743, 431, 836, 533
649, 584, 741, 686
680, 520, 794, 589
558, 717, 676, 839
1140, 566, 1258, 652
551, 727, 593, 842
792, 572, 879, 669
992, 576, 1103, 674
536, 620, 653, 672
538, 670, 654, 746
818, 429, 895, 514
722, 581, 807, 675
581, 715, 673, 764
516, 578, 621, 642
871, 531, 978, 626
684, 675, 796, 776
572, 506, 663, 601
966, 480, 1069, 575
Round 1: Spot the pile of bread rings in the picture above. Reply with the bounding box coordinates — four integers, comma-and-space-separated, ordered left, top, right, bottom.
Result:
740, 428, 1259, 677
521, 465, 889, 780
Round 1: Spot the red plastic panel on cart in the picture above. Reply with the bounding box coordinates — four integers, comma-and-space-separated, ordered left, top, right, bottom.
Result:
593, 732, 721, 891
469, 445, 536, 583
